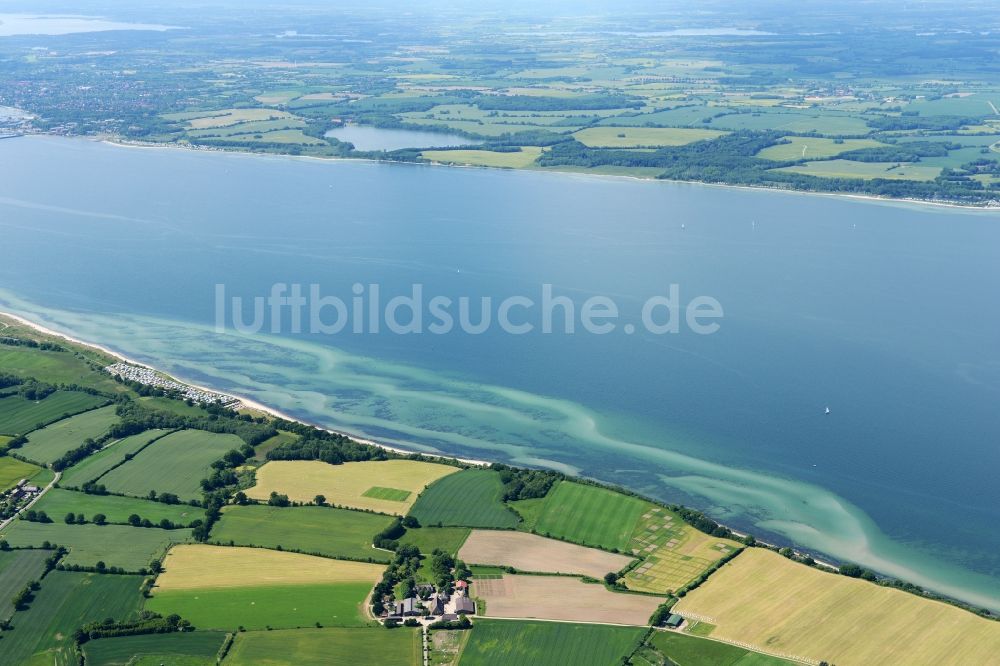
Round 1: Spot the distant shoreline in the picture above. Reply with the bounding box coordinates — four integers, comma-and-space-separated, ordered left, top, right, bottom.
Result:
85, 134, 1000, 213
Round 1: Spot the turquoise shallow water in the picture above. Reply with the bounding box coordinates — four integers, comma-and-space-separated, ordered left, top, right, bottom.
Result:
1, 136, 999, 608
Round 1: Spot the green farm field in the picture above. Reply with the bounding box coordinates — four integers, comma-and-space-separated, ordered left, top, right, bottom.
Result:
0, 391, 107, 436
409, 469, 519, 529
82, 631, 228, 666
645, 630, 795, 666
0, 521, 189, 571
709, 111, 870, 135
512, 481, 649, 552
774, 160, 941, 181
57, 429, 172, 489
573, 126, 725, 147
0, 455, 42, 491
225, 627, 421, 666
0, 571, 143, 666
148, 545, 383, 629
458, 619, 647, 666
252, 430, 299, 459
0, 549, 51, 620
756, 136, 886, 161
398, 526, 471, 556
33, 488, 202, 526
137, 396, 207, 418
147, 582, 375, 630
0, 342, 123, 394
99, 429, 245, 500
210, 504, 395, 562
20, 405, 119, 464
362, 486, 412, 502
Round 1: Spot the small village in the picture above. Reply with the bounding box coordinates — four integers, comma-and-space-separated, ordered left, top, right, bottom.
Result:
104, 362, 241, 407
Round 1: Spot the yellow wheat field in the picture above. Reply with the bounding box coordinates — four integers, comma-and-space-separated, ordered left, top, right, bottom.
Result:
247, 459, 459, 514
154, 545, 385, 591
674, 548, 1000, 665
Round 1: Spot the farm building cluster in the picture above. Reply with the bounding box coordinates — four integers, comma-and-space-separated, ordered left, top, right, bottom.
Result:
104, 363, 240, 407
385, 580, 476, 624
0, 478, 42, 518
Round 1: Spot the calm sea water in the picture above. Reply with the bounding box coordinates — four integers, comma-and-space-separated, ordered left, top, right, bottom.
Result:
1, 136, 999, 608
324, 126, 473, 151
0, 14, 176, 37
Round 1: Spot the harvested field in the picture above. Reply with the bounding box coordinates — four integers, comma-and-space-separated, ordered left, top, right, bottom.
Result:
459, 530, 633, 578
153, 544, 384, 590
473, 574, 664, 626
247, 459, 458, 514
674, 548, 1000, 665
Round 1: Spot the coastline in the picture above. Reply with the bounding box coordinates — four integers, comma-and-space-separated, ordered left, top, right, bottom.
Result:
0, 309, 490, 468
93, 134, 1000, 213
1, 308, 992, 609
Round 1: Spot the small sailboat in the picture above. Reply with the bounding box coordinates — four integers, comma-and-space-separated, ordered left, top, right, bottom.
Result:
824, 406, 831, 415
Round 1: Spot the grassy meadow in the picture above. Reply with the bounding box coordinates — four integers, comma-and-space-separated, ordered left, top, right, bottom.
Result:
32, 488, 202, 526
0, 571, 143, 666
459, 619, 647, 666
148, 582, 376, 630
512, 481, 648, 552
210, 504, 395, 562
225, 627, 421, 666
99, 430, 245, 500
0, 390, 107, 436
82, 631, 228, 666
397, 526, 471, 556
756, 136, 886, 160
57, 429, 172, 489
775, 160, 942, 181
0, 341, 123, 394
21, 405, 119, 464
573, 126, 725, 147
646, 631, 795, 666
408, 468, 519, 529
0, 521, 188, 571
0, 549, 51, 620
247, 459, 458, 514
148, 545, 383, 630
0, 455, 42, 491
